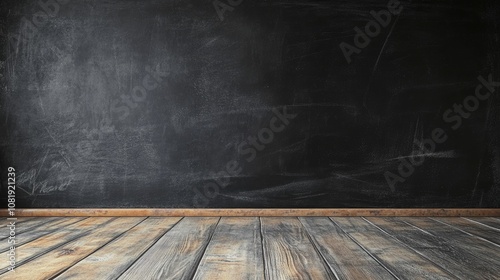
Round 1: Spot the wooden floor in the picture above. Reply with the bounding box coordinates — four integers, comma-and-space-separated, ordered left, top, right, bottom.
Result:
1, 217, 499, 279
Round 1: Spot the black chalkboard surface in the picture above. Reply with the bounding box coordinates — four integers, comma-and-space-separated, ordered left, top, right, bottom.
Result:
0, 0, 498, 208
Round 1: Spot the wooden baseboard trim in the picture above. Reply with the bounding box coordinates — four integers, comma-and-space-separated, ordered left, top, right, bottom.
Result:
1, 208, 499, 217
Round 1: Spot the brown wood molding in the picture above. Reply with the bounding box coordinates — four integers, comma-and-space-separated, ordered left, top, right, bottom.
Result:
1, 208, 499, 217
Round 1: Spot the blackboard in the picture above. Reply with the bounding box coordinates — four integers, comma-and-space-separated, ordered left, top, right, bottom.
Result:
0, 0, 498, 208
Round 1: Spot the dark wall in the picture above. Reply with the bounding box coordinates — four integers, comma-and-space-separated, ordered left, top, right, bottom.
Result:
0, 0, 499, 208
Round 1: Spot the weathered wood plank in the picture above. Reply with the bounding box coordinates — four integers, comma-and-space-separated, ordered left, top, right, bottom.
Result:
118, 217, 219, 280
0, 217, 145, 280
400, 218, 500, 268
1, 215, 497, 280
465, 217, 500, 230
0, 217, 35, 227
367, 217, 500, 279
331, 217, 454, 280
0, 217, 86, 253
1, 217, 34, 222
54, 217, 181, 280
0, 217, 62, 239
192, 217, 265, 280
0, 217, 115, 274
299, 217, 395, 280
432, 217, 500, 245
0, 217, 46, 239
260, 217, 335, 280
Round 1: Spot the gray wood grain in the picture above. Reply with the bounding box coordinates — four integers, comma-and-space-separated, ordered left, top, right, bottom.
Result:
0, 217, 85, 253
464, 217, 500, 230
401, 218, 500, 269
331, 217, 455, 280
0, 217, 61, 239
299, 217, 396, 280
55, 217, 181, 280
118, 217, 220, 280
0, 217, 117, 274
0, 217, 145, 280
261, 217, 335, 280
367, 217, 500, 279
193, 217, 265, 280
432, 217, 500, 245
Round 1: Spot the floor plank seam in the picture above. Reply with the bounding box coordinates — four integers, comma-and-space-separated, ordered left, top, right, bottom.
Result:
0, 217, 88, 254
328, 217, 401, 280
0, 230, 91, 275
258, 217, 268, 280
461, 217, 500, 232
189, 217, 221, 280
363, 217, 459, 279
298, 217, 340, 280
48, 217, 148, 280
429, 218, 500, 248
399, 217, 500, 272
114, 217, 185, 280
0, 217, 61, 241
0, 218, 114, 275
2, 217, 119, 273
5, 216, 500, 279
399, 219, 434, 236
